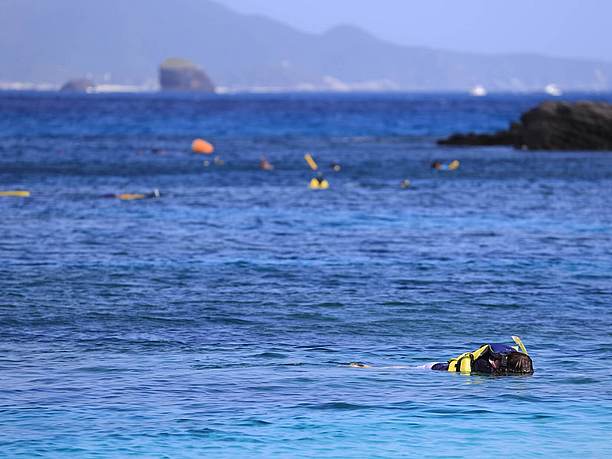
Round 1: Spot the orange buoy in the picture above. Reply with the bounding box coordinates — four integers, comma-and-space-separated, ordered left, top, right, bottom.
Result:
192, 138, 214, 155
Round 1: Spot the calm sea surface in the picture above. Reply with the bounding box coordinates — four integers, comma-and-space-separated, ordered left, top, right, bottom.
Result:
1, 92, 612, 458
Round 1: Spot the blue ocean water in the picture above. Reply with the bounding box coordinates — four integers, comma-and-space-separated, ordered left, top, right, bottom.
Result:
1, 92, 612, 458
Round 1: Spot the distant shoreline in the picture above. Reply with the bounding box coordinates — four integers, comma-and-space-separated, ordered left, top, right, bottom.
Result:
2, 86, 612, 97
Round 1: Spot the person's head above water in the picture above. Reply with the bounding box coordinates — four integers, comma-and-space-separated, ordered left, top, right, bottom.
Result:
505, 352, 534, 374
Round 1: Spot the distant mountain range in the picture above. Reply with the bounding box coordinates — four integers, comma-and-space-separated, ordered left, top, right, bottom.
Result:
1, 0, 611, 92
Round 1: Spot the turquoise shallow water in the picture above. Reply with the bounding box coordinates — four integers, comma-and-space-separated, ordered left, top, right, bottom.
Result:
1, 92, 612, 457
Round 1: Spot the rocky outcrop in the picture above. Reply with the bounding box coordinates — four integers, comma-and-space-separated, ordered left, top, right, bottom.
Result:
439, 101, 612, 151
60, 78, 95, 92
159, 58, 215, 92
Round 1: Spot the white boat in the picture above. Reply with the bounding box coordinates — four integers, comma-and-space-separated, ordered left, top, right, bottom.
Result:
544, 84, 562, 96
469, 85, 487, 97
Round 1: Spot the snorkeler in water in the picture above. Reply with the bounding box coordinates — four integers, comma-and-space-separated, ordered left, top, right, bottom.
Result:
309, 172, 329, 189
431, 337, 533, 374
260, 155, 274, 171
431, 159, 460, 171
102, 189, 161, 201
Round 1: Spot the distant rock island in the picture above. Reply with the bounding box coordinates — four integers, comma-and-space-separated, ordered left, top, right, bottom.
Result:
3, 0, 612, 91
60, 78, 95, 92
439, 101, 612, 151
159, 58, 215, 92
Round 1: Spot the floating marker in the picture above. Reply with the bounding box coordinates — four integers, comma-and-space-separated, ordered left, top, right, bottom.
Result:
192, 138, 214, 154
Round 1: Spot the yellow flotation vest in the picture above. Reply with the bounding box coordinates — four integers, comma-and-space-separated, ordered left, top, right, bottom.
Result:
448, 159, 460, 171
309, 177, 329, 189
447, 344, 491, 373
447, 337, 528, 373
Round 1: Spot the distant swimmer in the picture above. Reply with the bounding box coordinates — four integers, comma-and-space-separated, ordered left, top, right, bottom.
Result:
400, 179, 411, 189
103, 189, 161, 201
432, 160, 460, 171
430, 336, 533, 374
309, 173, 329, 190
203, 156, 224, 167
304, 153, 330, 189
330, 162, 342, 172
260, 155, 274, 171
348, 362, 370, 368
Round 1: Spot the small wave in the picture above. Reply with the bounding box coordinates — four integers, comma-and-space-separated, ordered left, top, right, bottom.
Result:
254, 352, 288, 359
297, 346, 337, 353
186, 427, 224, 437
301, 402, 371, 411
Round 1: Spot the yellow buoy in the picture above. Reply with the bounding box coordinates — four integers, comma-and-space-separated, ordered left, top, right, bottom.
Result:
192, 138, 215, 155
0, 190, 30, 197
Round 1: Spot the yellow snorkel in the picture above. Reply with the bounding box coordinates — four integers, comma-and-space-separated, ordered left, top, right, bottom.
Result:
304, 153, 318, 171
511, 336, 528, 355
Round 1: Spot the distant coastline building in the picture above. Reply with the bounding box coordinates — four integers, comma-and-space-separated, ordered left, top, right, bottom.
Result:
159, 58, 215, 92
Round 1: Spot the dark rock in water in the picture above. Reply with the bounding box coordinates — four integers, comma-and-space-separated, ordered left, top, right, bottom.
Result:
439, 101, 612, 151
159, 58, 215, 92
520, 101, 612, 150
440, 124, 521, 147
60, 78, 95, 92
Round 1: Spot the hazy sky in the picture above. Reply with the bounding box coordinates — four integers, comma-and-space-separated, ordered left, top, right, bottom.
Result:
220, 0, 612, 62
